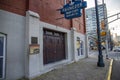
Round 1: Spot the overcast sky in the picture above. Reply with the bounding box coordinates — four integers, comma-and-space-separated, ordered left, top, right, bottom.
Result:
85, 0, 120, 28
86, 0, 120, 13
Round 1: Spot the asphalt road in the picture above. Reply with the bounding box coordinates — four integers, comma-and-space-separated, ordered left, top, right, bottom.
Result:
108, 52, 120, 60
108, 51, 120, 80
111, 60, 120, 80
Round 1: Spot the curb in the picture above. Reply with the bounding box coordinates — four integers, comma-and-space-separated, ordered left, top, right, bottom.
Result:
107, 59, 113, 80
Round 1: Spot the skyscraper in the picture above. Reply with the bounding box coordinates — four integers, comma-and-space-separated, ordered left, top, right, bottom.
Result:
86, 4, 108, 49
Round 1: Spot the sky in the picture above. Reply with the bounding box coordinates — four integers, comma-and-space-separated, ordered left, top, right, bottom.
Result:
86, 0, 120, 13
85, 0, 120, 31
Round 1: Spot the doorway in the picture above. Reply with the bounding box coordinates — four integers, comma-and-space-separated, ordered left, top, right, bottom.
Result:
43, 29, 66, 64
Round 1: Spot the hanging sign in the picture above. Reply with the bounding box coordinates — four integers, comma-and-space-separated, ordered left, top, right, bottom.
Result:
60, 0, 87, 19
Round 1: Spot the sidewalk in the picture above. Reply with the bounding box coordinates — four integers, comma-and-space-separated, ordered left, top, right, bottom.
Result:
32, 55, 110, 80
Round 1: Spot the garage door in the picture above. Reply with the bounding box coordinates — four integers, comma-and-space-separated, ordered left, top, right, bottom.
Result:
43, 29, 65, 64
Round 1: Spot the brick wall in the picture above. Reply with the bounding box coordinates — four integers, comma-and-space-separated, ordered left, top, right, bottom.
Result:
0, 0, 27, 16
72, 9, 86, 34
28, 0, 71, 30
0, 0, 86, 34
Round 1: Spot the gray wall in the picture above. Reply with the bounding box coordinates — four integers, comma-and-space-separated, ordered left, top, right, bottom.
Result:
0, 10, 25, 80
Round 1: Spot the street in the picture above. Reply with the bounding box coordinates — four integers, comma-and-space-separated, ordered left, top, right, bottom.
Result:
108, 51, 120, 80
111, 60, 120, 80
108, 51, 120, 60
89, 50, 120, 80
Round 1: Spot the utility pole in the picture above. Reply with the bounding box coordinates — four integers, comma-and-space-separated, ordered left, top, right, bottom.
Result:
102, 0, 109, 59
95, 0, 105, 67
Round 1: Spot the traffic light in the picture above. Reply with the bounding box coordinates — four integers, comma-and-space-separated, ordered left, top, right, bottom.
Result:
100, 31, 106, 36
101, 20, 105, 30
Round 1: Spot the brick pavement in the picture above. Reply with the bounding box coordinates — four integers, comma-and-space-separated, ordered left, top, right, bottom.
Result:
32, 56, 110, 80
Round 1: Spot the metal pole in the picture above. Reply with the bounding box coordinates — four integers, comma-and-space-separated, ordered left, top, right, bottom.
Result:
64, 0, 66, 5
95, 0, 105, 67
102, 0, 109, 59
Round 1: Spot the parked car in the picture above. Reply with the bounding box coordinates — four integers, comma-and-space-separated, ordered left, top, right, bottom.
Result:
113, 46, 120, 52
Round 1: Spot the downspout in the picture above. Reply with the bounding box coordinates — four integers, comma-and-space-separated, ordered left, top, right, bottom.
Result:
82, 0, 89, 58
25, 0, 30, 78
83, 7, 88, 58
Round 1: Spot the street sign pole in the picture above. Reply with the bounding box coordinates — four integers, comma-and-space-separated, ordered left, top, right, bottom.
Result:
102, 0, 109, 59
95, 0, 105, 67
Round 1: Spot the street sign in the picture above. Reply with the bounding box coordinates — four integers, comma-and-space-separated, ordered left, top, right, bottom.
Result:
60, 1, 87, 19
101, 20, 105, 30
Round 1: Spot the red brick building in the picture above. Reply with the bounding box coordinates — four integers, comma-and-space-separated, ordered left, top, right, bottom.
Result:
0, 0, 87, 79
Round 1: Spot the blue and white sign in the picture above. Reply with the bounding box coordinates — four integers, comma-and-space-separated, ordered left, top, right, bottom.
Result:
60, 0, 87, 19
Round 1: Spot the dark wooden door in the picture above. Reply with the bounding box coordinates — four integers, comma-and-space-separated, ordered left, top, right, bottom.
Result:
43, 29, 65, 64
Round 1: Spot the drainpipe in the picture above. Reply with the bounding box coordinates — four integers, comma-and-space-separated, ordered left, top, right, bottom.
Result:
83, 7, 89, 58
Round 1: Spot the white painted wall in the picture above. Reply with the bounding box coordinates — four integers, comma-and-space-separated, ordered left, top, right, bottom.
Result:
0, 10, 87, 79
75, 32, 86, 61
25, 11, 74, 79
25, 11, 41, 78
26, 11, 86, 79
71, 28, 86, 61
0, 10, 25, 80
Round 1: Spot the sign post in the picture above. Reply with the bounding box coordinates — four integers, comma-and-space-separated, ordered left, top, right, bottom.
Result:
95, 0, 105, 67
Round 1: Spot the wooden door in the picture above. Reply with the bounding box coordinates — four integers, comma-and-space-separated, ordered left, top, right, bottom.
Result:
43, 29, 65, 64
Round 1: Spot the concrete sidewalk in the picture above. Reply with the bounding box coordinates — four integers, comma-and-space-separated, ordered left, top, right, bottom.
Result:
32, 55, 110, 80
